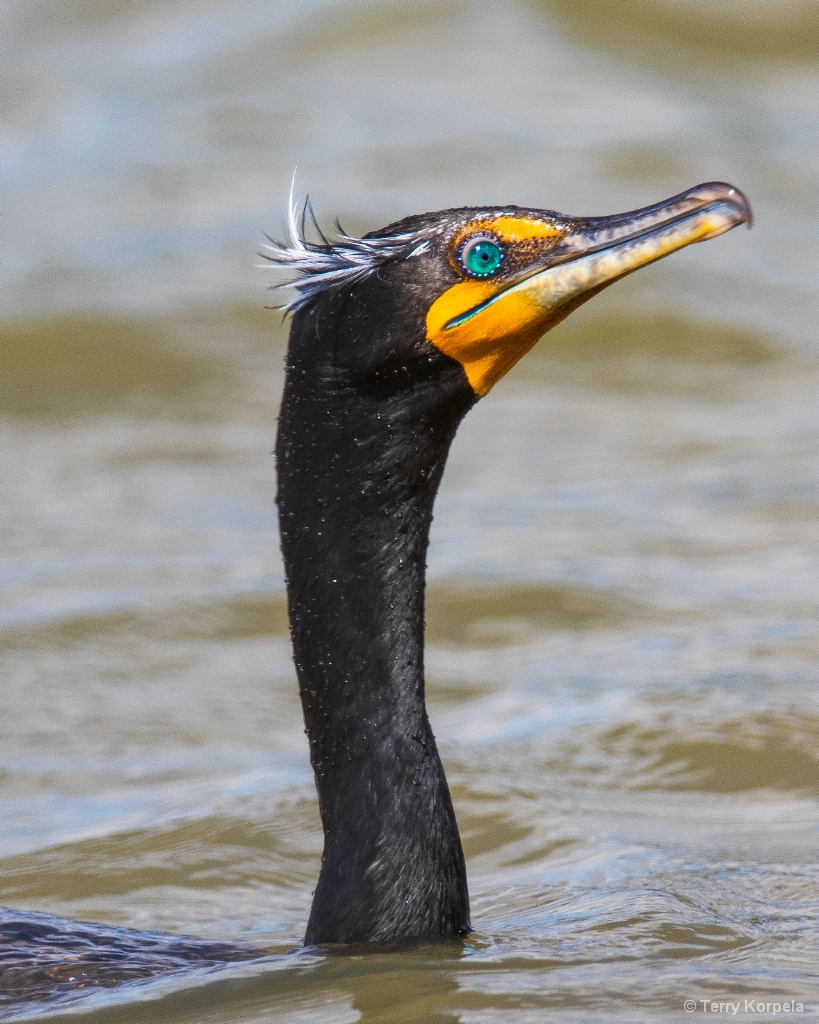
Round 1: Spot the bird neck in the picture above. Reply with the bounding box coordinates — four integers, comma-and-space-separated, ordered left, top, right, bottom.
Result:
276, 316, 474, 944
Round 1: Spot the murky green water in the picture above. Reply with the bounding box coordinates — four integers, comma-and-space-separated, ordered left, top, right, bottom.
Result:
2, 0, 818, 1020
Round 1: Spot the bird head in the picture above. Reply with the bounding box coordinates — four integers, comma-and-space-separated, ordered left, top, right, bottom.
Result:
264, 182, 751, 399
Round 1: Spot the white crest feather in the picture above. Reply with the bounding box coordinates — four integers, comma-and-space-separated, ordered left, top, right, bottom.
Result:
261, 185, 429, 313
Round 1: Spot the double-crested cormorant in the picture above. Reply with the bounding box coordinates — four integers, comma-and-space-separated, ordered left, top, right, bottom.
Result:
0, 185, 751, 1004
264, 182, 752, 945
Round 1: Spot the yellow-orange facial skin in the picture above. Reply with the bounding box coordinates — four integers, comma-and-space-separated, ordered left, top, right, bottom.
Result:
426, 184, 752, 397
449, 216, 562, 252
426, 277, 557, 397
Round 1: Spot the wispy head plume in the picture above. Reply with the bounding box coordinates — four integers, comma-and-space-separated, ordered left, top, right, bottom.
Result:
261, 183, 428, 313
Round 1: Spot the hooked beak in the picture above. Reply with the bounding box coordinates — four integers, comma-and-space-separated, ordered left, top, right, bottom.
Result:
505, 180, 752, 324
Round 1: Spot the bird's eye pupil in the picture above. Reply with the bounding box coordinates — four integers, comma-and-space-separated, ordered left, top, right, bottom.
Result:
461, 237, 503, 277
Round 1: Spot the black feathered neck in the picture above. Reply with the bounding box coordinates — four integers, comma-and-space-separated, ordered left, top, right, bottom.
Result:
276, 284, 475, 944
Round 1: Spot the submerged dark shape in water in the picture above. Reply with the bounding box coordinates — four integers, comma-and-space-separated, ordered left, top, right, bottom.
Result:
1, 184, 750, 1005
0, 907, 263, 1012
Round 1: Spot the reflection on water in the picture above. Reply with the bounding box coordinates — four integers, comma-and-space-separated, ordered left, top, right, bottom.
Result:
1, 0, 818, 1020
0, 315, 234, 419
543, 0, 819, 67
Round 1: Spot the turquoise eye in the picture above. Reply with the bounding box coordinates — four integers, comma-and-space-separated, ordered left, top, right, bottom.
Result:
460, 235, 504, 277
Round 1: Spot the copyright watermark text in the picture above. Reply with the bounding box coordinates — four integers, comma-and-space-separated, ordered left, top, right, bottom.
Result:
684, 999, 808, 1016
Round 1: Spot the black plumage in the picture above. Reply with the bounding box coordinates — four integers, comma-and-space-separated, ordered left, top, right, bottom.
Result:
277, 258, 476, 943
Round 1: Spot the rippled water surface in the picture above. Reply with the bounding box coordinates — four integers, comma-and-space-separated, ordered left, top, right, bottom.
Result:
2, 0, 818, 1020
